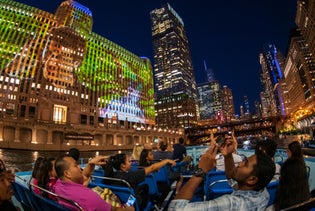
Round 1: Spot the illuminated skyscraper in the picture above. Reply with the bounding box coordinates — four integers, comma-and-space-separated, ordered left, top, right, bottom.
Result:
197, 63, 222, 121
150, 3, 198, 129
220, 85, 235, 122
197, 81, 221, 120
0, 0, 157, 146
288, 0, 315, 111
259, 44, 287, 117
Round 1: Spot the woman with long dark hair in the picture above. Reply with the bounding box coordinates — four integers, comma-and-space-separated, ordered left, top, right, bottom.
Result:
139, 149, 171, 206
287, 141, 304, 160
103, 153, 176, 210
274, 158, 310, 210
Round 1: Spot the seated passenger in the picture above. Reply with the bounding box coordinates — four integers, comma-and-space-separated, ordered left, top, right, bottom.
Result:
153, 140, 183, 194
210, 131, 242, 171
0, 159, 19, 211
168, 138, 275, 210
287, 141, 304, 161
172, 137, 187, 162
255, 139, 280, 181
215, 137, 242, 171
131, 145, 144, 164
273, 158, 310, 210
54, 155, 132, 211
103, 153, 176, 210
139, 149, 170, 206
29, 157, 58, 199
30, 156, 45, 194
46, 157, 57, 199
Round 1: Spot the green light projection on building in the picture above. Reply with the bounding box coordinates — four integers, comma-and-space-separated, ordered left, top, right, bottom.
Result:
0, 0, 155, 124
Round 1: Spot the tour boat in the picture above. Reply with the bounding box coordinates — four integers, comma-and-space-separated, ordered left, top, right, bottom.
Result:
12, 146, 315, 211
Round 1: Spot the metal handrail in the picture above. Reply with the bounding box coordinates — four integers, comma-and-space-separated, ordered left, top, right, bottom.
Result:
90, 175, 131, 188
208, 179, 229, 188
281, 197, 315, 211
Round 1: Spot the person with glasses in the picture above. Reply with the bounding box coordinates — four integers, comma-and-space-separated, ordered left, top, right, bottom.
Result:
54, 155, 134, 211
0, 159, 19, 210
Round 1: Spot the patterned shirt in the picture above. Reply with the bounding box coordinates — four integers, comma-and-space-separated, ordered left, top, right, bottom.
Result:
169, 188, 270, 211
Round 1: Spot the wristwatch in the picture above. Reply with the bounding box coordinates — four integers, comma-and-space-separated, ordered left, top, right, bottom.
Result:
193, 168, 206, 179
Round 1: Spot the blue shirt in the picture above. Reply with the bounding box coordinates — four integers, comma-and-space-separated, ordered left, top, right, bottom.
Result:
168, 188, 270, 211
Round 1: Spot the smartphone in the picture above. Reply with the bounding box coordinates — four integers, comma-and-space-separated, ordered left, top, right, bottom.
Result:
126, 194, 136, 206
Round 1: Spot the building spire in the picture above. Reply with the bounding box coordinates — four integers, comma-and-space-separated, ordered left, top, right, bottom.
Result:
203, 59, 207, 71
203, 60, 215, 82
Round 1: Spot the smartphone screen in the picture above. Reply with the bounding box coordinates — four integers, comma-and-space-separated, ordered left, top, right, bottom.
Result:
126, 194, 136, 206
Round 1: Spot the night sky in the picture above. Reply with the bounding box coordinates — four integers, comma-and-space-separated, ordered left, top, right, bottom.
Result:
14, 0, 297, 115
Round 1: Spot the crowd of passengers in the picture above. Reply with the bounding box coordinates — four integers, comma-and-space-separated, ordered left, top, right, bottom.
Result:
1, 134, 315, 211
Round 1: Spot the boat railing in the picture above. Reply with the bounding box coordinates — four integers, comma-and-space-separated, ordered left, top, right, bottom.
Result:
280, 197, 315, 211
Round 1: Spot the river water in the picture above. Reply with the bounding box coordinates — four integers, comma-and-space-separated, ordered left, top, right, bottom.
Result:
0, 148, 132, 172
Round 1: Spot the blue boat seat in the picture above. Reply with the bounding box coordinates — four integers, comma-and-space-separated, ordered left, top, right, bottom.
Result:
11, 181, 39, 211
266, 180, 279, 207
205, 179, 232, 200
153, 166, 171, 186
89, 176, 140, 211
29, 183, 83, 211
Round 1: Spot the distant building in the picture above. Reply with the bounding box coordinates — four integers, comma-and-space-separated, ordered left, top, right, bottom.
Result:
243, 95, 250, 117
0, 0, 177, 149
285, 0, 315, 113
220, 85, 235, 122
197, 81, 221, 120
284, 29, 312, 115
150, 3, 198, 129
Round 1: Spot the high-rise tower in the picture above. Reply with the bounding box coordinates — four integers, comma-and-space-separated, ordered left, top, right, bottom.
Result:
259, 44, 287, 117
150, 4, 198, 129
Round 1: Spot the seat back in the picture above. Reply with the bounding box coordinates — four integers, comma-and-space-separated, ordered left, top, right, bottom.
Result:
91, 169, 105, 183
204, 171, 227, 193
139, 173, 161, 197
205, 179, 232, 200
266, 180, 279, 207
89, 176, 140, 211
153, 166, 170, 185
11, 182, 38, 211
13, 175, 41, 211
29, 183, 84, 211
32, 193, 70, 211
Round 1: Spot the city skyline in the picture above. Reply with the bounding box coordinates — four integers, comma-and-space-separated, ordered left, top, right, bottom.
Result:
15, 0, 297, 115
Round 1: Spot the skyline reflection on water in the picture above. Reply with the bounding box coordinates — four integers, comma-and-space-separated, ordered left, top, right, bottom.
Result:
0, 148, 132, 172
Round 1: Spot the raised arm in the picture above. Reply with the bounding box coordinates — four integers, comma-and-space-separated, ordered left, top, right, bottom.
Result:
82, 155, 108, 185
144, 159, 176, 175
220, 138, 237, 179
